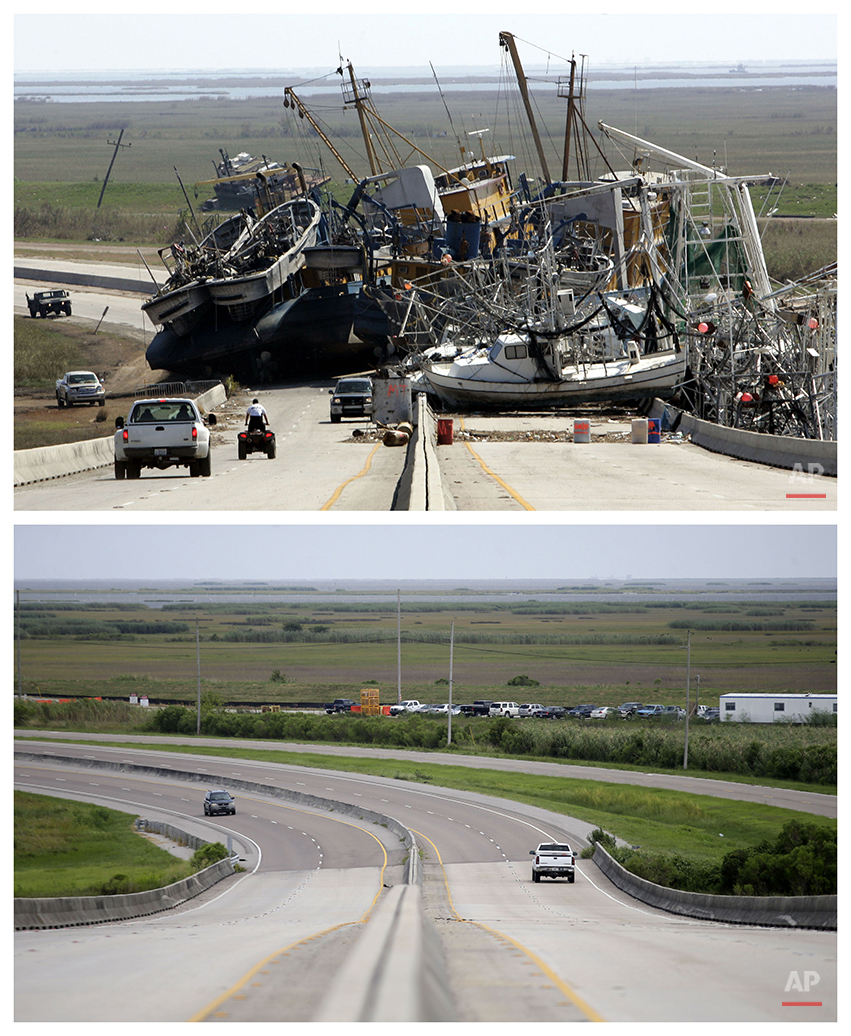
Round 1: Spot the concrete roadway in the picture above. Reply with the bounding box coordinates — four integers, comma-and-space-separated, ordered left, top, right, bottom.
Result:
14, 381, 407, 511
436, 413, 837, 511
14, 738, 837, 1023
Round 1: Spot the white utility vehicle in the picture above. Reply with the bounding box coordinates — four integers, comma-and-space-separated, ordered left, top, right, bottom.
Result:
530, 842, 577, 883
114, 397, 216, 479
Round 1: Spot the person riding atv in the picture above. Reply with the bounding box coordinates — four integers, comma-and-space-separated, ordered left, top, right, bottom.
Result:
239, 399, 275, 460
244, 398, 268, 432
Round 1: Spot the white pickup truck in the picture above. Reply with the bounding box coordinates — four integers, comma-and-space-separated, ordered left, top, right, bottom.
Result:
389, 700, 421, 715
113, 397, 216, 480
56, 370, 105, 408
530, 842, 577, 883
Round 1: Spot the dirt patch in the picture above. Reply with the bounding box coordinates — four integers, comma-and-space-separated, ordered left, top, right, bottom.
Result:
14, 314, 181, 448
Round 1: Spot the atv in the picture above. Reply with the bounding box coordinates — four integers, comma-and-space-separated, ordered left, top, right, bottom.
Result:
238, 426, 276, 460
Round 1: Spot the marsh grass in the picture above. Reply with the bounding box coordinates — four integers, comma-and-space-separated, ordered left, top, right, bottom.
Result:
14, 594, 836, 697
14, 792, 196, 898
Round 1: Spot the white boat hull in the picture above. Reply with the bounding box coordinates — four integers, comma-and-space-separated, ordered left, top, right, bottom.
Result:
420, 349, 687, 409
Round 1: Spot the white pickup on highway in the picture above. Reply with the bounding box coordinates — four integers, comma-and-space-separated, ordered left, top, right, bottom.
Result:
113, 397, 217, 480
530, 842, 577, 883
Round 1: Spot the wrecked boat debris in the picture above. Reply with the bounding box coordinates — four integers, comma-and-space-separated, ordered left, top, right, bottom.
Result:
139, 36, 835, 445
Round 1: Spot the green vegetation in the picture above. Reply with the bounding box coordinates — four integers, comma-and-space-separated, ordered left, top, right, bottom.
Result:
13, 791, 226, 898
14, 597, 836, 701
591, 818, 836, 896
13, 697, 836, 788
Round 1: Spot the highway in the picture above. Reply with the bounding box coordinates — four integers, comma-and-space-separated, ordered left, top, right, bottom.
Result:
14, 265, 837, 512
14, 737, 837, 1023
14, 377, 409, 511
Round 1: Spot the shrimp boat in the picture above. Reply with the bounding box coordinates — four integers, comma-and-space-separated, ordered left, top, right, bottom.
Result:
417, 330, 687, 409
141, 212, 246, 336
204, 197, 322, 319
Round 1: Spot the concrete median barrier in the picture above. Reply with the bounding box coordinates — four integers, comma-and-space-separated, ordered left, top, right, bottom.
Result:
314, 883, 456, 1022
651, 401, 837, 477
397, 394, 454, 511
592, 842, 836, 930
14, 383, 228, 486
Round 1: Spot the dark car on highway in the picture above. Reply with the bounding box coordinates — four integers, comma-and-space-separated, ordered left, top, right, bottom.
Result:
203, 789, 236, 816
329, 377, 373, 422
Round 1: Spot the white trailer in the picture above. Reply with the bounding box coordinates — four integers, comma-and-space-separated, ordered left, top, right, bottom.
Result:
719, 693, 836, 723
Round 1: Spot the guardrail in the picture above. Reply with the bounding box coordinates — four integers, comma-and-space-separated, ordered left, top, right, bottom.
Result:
14, 818, 237, 930
650, 400, 837, 477
592, 842, 836, 930
132, 380, 223, 398
14, 383, 228, 486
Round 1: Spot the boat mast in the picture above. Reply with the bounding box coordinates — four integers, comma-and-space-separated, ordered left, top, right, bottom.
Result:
499, 31, 551, 184
343, 63, 381, 176
283, 87, 358, 181
339, 62, 461, 182
561, 56, 578, 182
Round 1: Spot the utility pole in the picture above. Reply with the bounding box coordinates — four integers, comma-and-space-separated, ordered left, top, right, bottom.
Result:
16, 590, 22, 699
397, 589, 402, 705
447, 621, 455, 747
97, 129, 131, 209
683, 629, 691, 770
196, 618, 202, 735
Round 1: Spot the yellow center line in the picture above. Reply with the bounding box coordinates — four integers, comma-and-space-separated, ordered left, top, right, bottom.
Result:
188, 798, 389, 1022
458, 416, 536, 511
320, 442, 381, 510
411, 827, 605, 1023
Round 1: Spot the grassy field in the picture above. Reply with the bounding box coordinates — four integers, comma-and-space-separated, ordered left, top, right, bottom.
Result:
15, 597, 837, 703
13, 315, 151, 450
14, 83, 837, 249
14, 84, 837, 186
13, 791, 216, 898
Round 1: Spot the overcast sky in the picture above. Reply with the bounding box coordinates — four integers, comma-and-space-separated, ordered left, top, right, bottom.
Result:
14, 522, 837, 582
14, 6, 838, 73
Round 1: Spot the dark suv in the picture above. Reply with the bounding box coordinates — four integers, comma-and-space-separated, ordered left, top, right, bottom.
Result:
329, 377, 373, 422
203, 789, 236, 816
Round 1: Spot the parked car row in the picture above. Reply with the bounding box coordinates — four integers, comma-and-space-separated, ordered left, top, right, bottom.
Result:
334, 699, 707, 720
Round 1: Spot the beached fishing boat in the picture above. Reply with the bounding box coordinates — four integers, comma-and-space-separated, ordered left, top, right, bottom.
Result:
203, 196, 322, 319
141, 212, 247, 336
416, 331, 688, 409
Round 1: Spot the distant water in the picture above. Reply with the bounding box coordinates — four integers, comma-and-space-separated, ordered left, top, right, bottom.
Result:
14, 61, 836, 104
14, 578, 836, 609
